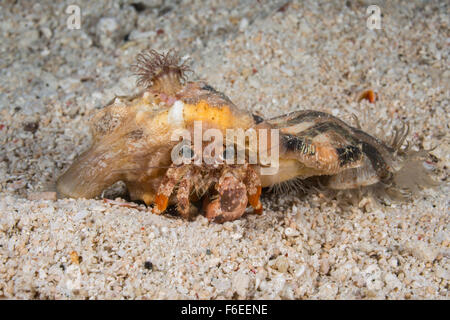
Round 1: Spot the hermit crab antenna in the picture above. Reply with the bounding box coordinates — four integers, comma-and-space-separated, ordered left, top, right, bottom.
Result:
131, 49, 191, 94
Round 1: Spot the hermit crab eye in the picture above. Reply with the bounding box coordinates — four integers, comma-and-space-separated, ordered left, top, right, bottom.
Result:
179, 145, 195, 160
221, 146, 235, 162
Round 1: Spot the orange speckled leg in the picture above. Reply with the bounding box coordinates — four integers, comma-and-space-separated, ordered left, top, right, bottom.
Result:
248, 186, 262, 212
245, 166, 263, 215
154, 165, 189, 215
176, 177, 192, 219
154, 194, 169, 214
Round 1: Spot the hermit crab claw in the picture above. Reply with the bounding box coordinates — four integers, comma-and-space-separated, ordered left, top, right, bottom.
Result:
204, 172, 248, 223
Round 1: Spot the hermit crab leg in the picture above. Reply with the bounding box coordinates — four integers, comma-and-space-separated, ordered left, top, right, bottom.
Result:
176, 173, 192, 219
154, 165, 189, 214
244, 165, 263, 214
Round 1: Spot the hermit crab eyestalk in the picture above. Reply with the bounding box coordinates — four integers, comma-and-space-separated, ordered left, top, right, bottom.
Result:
132, 49, 191, 95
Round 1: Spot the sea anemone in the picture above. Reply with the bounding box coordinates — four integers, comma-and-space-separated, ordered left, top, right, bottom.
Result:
131, 49, 191, 95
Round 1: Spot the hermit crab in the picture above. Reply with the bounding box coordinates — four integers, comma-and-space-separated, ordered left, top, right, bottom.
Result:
56, 49, 437, 222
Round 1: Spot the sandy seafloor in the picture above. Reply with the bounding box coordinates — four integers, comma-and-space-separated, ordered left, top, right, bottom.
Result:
0, 0, 449, 299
